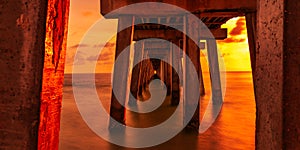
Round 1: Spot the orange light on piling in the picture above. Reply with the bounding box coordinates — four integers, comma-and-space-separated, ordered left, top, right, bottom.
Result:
154, 70, 157, 74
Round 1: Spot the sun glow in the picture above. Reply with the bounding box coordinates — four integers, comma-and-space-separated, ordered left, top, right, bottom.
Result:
66, 0, 252, 73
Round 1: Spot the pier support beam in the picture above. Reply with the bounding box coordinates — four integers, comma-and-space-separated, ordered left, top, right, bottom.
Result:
0, 0, 70, 149
138, 51, 153, 100
109, 16, 134, 129
171, 40, 181, 105
38, 0, 70, 149
168, 45, 173, 97
245, 12, 257, 76
129, 41, 144, 105
137, 65, 143, 97
199, 51, 205, 96
137, 55, 146, 97
0, 1, 48, 149
184, 14, 200, 131
160, 59, 165, 83
207, 40, 223, 105
255, 0, 300, 149
164, 61, 172, 96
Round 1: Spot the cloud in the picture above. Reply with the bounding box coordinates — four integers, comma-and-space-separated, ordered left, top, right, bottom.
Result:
86, 43, 115, 63
218, 37, 246, 44
86, 53, 113, 62
218, 17, 247, 44
72, 51, 87, 65
66, 42, 116, 66
98, 50, 114, 62
229, 18, 246, 36
93, 42, 115, 48
99, 52, 114, 62
69, 44, 89, 49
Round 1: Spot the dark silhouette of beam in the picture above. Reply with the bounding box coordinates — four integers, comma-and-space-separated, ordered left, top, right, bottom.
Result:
133, 28, 227, 41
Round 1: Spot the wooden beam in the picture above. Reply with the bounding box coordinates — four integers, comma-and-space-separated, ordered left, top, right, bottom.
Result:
0, 0, 48, 149
129, 41, 144, 105
38, 0, 70, 149
143, 40, 170, 49
133, 28, 227, 41
101, 0, 256, 17
199, 59, 205, 96
199, 12, 244, 18
188, 0, 256, 13
109, 16, 134, 129
146, 50, 170, 57
184, 14, 200, 131
171, 40, 181, 105
201, 28, 228, 40
168, 43, 173, 97
206, 39, 223, 105
245, 13, 257, 75
134, 29, 182, 41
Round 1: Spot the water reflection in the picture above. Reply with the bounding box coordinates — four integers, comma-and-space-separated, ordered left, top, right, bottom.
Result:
59, 72, 255, 149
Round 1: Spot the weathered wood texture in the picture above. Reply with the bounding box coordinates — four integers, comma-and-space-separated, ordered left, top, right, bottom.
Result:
255, 0, 284, 149
282, 0, 300, 148
0, 0, 47, 149
38, 0, 70, 149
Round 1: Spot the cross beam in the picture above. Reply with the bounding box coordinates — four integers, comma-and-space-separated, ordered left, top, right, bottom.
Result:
101, 0, 256, 17
133, 28, 227, 41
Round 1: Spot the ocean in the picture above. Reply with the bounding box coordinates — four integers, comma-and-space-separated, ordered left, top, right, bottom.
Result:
59, 72, 255, 150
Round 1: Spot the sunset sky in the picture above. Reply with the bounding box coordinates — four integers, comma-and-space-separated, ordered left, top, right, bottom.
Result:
65, 0, 251, 73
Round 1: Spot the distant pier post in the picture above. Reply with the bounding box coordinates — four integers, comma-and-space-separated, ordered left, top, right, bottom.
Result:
129, 41, 144, 105
171, 40, 181, 105
199, 50, 205, 96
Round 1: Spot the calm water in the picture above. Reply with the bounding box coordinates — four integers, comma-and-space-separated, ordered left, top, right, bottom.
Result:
59, 72, 255, 150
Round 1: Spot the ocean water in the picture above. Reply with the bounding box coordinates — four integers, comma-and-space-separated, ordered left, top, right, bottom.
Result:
59, 72, 255, 150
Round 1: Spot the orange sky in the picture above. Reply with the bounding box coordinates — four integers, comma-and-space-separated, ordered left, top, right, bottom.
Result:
65, 0, 252, 73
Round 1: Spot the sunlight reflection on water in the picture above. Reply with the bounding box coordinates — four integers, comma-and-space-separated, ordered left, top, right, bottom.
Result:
60, 72, 255, 150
